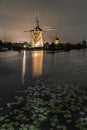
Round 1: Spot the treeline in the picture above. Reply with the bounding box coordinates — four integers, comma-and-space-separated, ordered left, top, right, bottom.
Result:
44, 40, 87, 51
0, 40, 25, 52
0, 40, 87, 52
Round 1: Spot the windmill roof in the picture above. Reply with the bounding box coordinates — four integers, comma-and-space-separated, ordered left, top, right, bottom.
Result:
35, 26, 42, 31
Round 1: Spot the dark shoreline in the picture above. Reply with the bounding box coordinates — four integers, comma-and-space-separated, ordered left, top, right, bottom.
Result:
0, 39, 87, 52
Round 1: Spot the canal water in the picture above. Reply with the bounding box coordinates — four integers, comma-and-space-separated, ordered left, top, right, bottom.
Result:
0, 50, 87, 130
0, 50, 87, 93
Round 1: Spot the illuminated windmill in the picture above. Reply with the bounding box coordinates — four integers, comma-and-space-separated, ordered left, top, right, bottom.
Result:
54, 33, 60, 45
24, 13, 55, 47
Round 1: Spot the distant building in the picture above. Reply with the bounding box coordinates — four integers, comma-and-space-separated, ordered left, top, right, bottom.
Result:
54, 37, 60, 45
82, 40, 86, 48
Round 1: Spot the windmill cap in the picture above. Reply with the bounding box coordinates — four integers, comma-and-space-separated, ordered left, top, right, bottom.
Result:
56, 38, 60, 40
35, 26, 42, 31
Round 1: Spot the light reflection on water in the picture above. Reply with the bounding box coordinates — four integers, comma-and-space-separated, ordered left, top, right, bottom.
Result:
31, 51, 43, 77
0, 49, 87, 93
21, 50, 43, 85
22, 50, 26, 85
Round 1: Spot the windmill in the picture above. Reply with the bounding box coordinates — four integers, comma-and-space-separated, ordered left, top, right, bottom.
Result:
24, 13, 55, 47
54, 32, 60, 45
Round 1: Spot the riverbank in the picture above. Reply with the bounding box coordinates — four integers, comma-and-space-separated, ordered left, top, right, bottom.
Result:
0, 40, 87, 52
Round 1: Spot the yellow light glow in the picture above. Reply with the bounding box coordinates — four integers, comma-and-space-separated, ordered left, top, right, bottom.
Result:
32, 30, 43, 47
55, 39, 60, 44
32, 51, 43, 77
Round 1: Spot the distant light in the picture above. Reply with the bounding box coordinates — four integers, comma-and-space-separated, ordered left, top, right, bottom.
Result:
16, 39, 29, 43
34, 42, 40, 47
24, 45, 26, 48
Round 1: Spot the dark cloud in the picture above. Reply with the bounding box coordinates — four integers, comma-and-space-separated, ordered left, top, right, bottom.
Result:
0, 0, 87, 42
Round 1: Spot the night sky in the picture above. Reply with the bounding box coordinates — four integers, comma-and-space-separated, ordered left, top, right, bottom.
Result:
0, 0, 87, 43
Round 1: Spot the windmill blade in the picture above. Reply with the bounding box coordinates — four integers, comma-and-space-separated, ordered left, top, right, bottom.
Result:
24, 30, 30, 32
47, 28, 55, 31
42, 28, 56, 31
42, 26, 56, 31
24, 29, 34, 32
42, 26, 52, 29
35, 11, 40, 27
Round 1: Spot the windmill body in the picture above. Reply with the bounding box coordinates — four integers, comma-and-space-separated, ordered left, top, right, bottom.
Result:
31, 27, 43, 47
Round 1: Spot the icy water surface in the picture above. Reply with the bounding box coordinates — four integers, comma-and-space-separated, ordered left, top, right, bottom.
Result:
0, 50, 87, 129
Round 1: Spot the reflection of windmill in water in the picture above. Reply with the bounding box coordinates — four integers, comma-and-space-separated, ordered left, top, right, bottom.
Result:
24, 12, 55, 47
